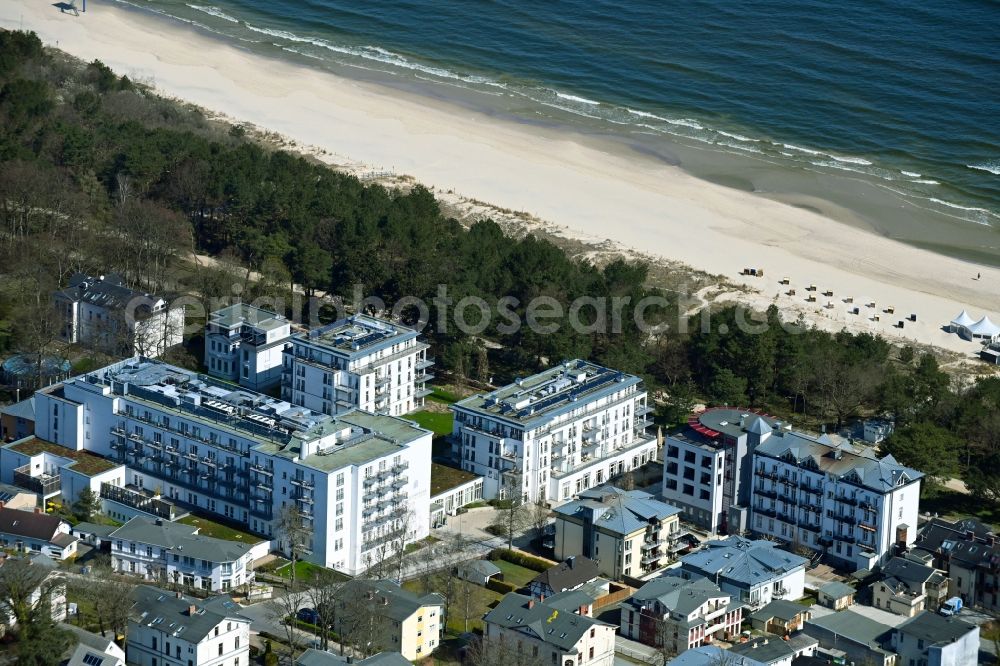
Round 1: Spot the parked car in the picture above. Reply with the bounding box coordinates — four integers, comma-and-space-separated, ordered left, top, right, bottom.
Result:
296, 607, 320, 624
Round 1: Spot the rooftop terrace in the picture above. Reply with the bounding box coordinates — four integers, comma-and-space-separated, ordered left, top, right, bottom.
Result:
296, 315, 417, 357
454, 359, 641, 426
209, 303, 287, 332
7, 436, 120, 476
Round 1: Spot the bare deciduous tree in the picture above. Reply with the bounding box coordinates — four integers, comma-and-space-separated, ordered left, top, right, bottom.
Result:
276, 503, 312, 587
267, 585, 307, 666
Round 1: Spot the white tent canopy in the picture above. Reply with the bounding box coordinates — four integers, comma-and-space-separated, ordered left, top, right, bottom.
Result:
950, 310, 976, 328
967, 316, 1000, 338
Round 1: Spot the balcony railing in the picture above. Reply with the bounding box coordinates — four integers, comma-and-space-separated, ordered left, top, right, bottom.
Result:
13, 465, 60, 496
290, 477, 314, 488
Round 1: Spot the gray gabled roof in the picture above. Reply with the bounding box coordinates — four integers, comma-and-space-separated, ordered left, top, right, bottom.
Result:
530, 556, 600, 594
895, 611, 976, 645
729, 633, 817, 662
0, 397, 35, 421
554, 486, 681, 536
748, 599, 809, 623
806, 609, 894, 647
755, 431, 923, 493
130, 585, 248, 643
295, 649, 410, 666
681, 536, 807, 588
629, 576, 735, 617
484, 593, 610, 651
457, 560, 502, 580
880, 557, 938, 595
817, 581, 855, 599
338, 579, 443, 623
109, 516, 262, 563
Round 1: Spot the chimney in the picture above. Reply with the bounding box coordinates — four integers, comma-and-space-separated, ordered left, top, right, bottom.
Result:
34, 507, 42, 514
187, 605, 197, 616
528, 599, 535, 609
567, 556, 575, 569
0, 501, 5, 510
578, 605, 587, 616
175, 591, 182, 599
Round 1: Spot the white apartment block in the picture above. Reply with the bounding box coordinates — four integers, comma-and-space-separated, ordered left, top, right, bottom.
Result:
751, 427, 922, 572
28, 358, 433, 576
205, 304, 291, 392
282, 315, 433, 417
109, 516, 269, 592
661, 408, 777, 534
451, 360, 657, 505
127, 585, 250, 666
54, 273, 183, 358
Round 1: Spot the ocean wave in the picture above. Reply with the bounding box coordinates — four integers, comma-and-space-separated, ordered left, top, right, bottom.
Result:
781, 143, 823, 156
901, 170, 921, 177
243, 22, 496, 86
927, 198, 996, 217
811, 160, 871, 176
186, 5, 238, 23
715, 141, 764, 154
968, 162, 1000, 176
910, 179, 940, 185
555, 92, 600, 106
625, 108, 703, 129
717, 130, 759, 142
827, 154, 872, 166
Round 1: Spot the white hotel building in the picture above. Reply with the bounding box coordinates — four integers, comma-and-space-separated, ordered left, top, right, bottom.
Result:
283, 315, 433, 417
451, 360, 657, 505
751, 428, 922, 571
28, 358, 433, 576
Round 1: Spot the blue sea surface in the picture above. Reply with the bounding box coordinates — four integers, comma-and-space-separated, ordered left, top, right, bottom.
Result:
117, 0, 1000, 238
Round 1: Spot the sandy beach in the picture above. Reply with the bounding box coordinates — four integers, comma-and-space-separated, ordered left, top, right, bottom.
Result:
2, 0, 998, 359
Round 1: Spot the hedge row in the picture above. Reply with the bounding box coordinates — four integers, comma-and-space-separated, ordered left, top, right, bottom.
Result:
486, 578, 518, 594
488, 548, 552, 572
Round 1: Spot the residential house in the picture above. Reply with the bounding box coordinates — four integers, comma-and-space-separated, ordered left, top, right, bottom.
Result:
748, 599, 812, 635
451, 359, 657, 504
0, 557, 67, 635
26, 357, 433, 576
108, 516, 269, 592
678, 536, 807, 610
890, 611, 979, 666
64, 623, 126, 666
804, 609, 900, 666
620, 576, 743, 655
0, 435, 126, 507
666, 646, 768, 666
53, 273, 183, 357
553, 485, 685, 580
126, 585, 250, 666
283, 314, 433, 418
727, 634, 819, 666
205, 304, 292, 391
483, 592, 615, 666
332, 579, 444, 661
873, 556, 949, 617
295, 649, 411, 665
0, 507, 78, 560
0, 397, 35, 442
528, 555, 601, 600
455, 560, 503, 587
910, 516, 1000, 612
816, 581, 855, 610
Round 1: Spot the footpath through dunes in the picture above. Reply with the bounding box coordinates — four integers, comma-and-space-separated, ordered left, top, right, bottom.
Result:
2, 0, 999, 363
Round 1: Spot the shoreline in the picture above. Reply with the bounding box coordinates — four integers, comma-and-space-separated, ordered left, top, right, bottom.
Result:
2, 0, 999, 362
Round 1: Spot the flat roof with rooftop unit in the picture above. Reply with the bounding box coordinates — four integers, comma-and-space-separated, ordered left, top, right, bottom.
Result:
296, 314, 421, 359
453, 359, 642, 429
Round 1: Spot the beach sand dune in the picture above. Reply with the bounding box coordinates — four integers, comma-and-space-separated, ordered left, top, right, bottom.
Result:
2, 1, 997, 358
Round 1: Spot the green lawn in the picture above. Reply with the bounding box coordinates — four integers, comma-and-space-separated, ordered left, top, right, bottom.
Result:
274, 560, 348, 583
410, 410, 454, 435
178, 514, 261, 543
402, 580, 502, 636
920, 488, 1000, 531
492, 560, 538, 588
429, 387, 461, 404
